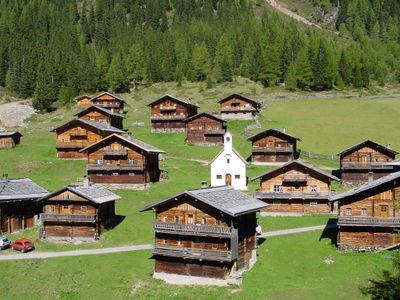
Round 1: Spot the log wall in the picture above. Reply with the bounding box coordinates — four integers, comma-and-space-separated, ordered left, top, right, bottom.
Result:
186, 116, 225, 145
251, 135, 296, 163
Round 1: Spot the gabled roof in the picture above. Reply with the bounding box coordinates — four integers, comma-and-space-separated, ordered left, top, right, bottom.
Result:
251, 159, 339, 182
40, 183, 120, 204
0, 178, 48, 201
0, 131, 22, 138
218, 93, 261, 108
80, 133, 165, 154
209, 147, 248, 165
147, 94, 199, 108
337, 140, 398, 157
51, 118, 124, 134
140, 186, 267, 217
75, 105, 124, 118
331, 171, 400, 202
185, 112, 226, 123
247, 128, 300, 142
91, 91, 126, 103
75, 95, 92, 100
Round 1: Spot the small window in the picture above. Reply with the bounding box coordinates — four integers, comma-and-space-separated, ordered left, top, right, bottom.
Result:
235, 174, 240, 179
346, 208, 352, 216
162, 216, 167, 222
201, 218, 206, 225
49, 205, 55, 213
273, 185, 282, 192
216, 175, 222, 179
227, 159, 230, 164
310, 201, 318, 206
216, 219, 221, 225
273, 200, 281, 205
113, 172, 119, 176
361, 208, 367, 216
163, 239, 167, 244
129, 159, 136, 165
129, 173, 135, 176
381, 206, 388, 212
174, 216, 179, 223
212, 244, 218, 250
63, 205, 69, 209
81, 206, 87, 212
226, 137, 230, 142
177, 240, 182, 246
311, 185, 317, 193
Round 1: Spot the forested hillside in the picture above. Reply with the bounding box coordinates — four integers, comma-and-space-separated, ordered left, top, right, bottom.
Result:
0, 0, 399, 111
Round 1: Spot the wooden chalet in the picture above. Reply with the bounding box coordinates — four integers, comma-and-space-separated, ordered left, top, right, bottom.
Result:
247, 128, 300, 164
75, 105, 124, 130
40, 179, 120, 240
80, 134, 165, 187
0, 131, 22, 148
91, 92, 126, 114
148, 95, 199, 133
51, 118, 125, 159
140, 186, 267, 284
332, 172, 400, 251
218, 94, 261, 120
0, 177, 48, 233
338, 140, 398, 185
185, 112, 226, 146
76, 95, 93, 107
252, 160, 339, 214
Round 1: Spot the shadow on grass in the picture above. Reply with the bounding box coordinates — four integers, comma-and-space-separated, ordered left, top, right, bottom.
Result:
257, 237, 266, 247
108, 215, 126, 229
319, 218, 338, 246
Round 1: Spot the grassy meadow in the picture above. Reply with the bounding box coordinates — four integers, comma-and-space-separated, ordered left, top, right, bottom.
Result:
1, 78, 400, 298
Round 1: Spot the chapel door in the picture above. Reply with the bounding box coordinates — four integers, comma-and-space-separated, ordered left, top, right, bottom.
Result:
225, 174, 232, 186
377, 205, 389, 218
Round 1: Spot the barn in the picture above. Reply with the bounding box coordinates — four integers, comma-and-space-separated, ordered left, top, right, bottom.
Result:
185, 112, 226, 146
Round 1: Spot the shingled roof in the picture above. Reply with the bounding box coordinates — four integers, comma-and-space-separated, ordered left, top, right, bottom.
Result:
247, 128, 300, 142
251, 159, 339, 182
185, 112, 226, 123
218, 93, 261, 108
140, 186, 267, 217
0, 178, 48, 201
91, 91, 126, 103
75, 105, 124, 118
147, 94, 199, 108
41, 182, 120, 204
0, 131, 22, 138
51, 118, 124, 134
331, 171, 400, 202
80, 133, 165, 154
337, 140, 398, 157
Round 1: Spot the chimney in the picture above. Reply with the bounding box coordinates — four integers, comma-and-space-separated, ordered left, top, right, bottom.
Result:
368, 172, 374, 184
83, 176, 90, 188
282, 128, 286, 133
386, 144, 392, 150
201, 181, 208, 188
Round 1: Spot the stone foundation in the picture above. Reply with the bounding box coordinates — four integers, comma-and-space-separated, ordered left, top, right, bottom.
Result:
153, 272, 242, 286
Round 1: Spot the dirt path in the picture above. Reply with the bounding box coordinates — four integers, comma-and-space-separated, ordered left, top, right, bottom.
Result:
0, 224, 337, 261
266, 0, 322, 29
165, 156, 210, 165
0, 102, 35, 127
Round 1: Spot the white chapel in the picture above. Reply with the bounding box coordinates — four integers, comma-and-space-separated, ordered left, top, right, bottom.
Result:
210, 132, 248, 190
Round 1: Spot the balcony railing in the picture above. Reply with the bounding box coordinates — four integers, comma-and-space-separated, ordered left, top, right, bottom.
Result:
255, 191, 333, 200
87, 163, 144, 171
56, 141, 89, 149
160, 106, 177, 111
282, 174, 308, 182
203, 129, 226, 135
69, 130, 87, 137
103, 149, 128, 156
338, 216, 400, 227
152, 244, 235, 262
221, 106, 257, 112
40, 213, 96, 222
341, 163, 394, 170
252, 146, 293, 153
93, 103, 121, 108
151, 115, 187, 121
154, 222, 232, 238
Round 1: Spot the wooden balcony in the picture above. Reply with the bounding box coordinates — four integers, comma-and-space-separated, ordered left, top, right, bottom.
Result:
341, 163, 393, 170
221, 107, 257, 112
152, 244, 235, 262
154, 222, 233, 238
103, 149, 128, 156
56, 141, 89, 149
69, 129, 87, 137
87, 163, 144, 171
282, 174, 308, 183
94, 103, 121, 108
255, 191, 333, 200
203, 129, 226, 135
150, 115, 187, 121
338, 216, 400, 227
160, 106, 177, 111
40, 213, 96, 223
252, 146, 293, 153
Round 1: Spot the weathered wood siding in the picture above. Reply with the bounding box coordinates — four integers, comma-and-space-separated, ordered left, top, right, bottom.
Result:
0, 201, 38, 233
92, 94, 124, 114
77, 97, 92, 107
220, 97, 257, 112
0, 137, 16, 148
339, 228, 400, 251
79, 110, 123, 129
186, 116, 225, 145
251, 135, 296, 163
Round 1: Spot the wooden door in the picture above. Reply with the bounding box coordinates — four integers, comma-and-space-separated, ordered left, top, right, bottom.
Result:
377, 205, 389, 217
225, 174, 232, 186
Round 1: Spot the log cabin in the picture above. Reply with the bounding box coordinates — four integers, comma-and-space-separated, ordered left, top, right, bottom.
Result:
80, 134, 165, 188
76, 95, 93, 107
148, 95, 199, 133
185, 112, 226, 146
51, 118, 125, 159
0, 131, 22, 148
338, 140, 398, 185
91, 91, 126, 114
247, 128, 300, 164
140, 186, 267, 284
40, 179, 120, 241
218, 94, 261, 120
252, 160, 339, 214
332, 172, 400, 251
0, 177, 48, 233
75, 105, 124, 129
